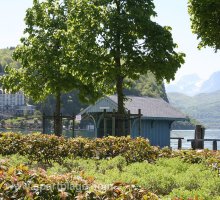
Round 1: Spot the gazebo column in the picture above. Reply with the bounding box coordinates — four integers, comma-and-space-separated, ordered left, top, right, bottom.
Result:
138, 109, 142, 136
128, 110, 131, 135
104, 109, 107, 136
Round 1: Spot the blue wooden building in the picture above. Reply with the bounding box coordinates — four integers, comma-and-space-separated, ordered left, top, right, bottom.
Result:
78, 96, 186, 147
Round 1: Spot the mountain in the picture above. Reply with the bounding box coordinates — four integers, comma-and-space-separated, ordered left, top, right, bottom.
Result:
166, 74, 202, 96
168, 91, 220, 129
200, 71, 220, 93
166, 71, 220, 96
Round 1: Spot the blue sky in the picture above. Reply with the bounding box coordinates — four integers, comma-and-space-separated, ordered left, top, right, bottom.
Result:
0, 0, 219, 82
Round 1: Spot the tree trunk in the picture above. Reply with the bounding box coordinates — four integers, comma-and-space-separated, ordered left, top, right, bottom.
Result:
116, 76, 125, 114
114, 0, 126, 136
116, 75, 126, 136
54, 92, 62, 136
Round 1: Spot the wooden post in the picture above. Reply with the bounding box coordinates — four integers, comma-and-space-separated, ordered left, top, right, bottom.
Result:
112, 109, 116, 136
122, 116, 126, 136
60, 113, 63, 135
170, 137, 184, 149
177, 138, 182, 150
194, 125, 205, 149
138, 109, 141, 136
213, 140, 217, 151
201, 127, 205, 148
72, 115, 75, 138
53, 112, 56, 134
191, 140, 195, 150
42, 113, 46, 134
128, 110, 131, 136
104, 109, 107, 137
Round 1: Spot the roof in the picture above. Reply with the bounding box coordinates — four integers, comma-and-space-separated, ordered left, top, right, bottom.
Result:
79, 95, 186, 121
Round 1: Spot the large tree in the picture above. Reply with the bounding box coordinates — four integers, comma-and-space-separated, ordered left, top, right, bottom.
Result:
188, 0, 220, 51
67, 0, 185, 134
1, 0, 101, 136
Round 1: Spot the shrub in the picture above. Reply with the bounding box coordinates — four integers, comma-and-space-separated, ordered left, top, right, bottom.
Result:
0, 133, 158, 164
0, 159, 159, 199
52, 157, 220, 198
1, 132, 220, 173
1, 154, 220, 199
159, 148, 220, 173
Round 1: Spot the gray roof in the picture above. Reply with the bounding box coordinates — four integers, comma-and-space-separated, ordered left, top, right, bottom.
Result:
80, 95, 186, 120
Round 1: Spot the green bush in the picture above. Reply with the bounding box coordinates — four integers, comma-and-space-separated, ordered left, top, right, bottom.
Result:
1, 153, 220, 199
170, 149, 220, 173
45, 157, 220, 199
0, 159, 159, 199
1, 132, 220, 173
0, 133, 158, 164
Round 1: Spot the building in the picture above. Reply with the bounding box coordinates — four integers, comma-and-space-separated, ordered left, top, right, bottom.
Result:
0, 89, 25, 113
16, 104, 36, 115
78, 96, 186, 147
0, 89, 35, 116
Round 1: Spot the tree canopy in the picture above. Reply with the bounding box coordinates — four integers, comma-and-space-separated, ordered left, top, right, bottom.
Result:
1, 0, 185, 136
0, 48, 169, 116
0, 0, 101, 135
67, 0, 185, 113
188, 0, 220, 51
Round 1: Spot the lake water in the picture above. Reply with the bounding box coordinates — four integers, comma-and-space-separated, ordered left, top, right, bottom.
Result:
171, 129, 220, 150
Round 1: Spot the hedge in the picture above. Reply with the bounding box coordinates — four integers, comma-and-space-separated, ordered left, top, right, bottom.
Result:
0, 133, 159, 164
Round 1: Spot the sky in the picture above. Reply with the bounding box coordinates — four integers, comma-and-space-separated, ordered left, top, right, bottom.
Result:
0, 0, 219, 83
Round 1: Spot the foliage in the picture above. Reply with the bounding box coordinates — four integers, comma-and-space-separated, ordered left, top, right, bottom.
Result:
0, 0, 102, 136
48, 156, 220, 199
0, 133, 158, 164
188, 0, 220, 51
36, 74, 169, 116
2, 1, 75, 101
1, 133, 220, 198
67, 0, 185, 116
0, 159, 159, 200
160, 147, 220, 173
1, 117, 41, 130
1, 132, 220, 170
0, 48, 170, 116
1, 155, 220, 199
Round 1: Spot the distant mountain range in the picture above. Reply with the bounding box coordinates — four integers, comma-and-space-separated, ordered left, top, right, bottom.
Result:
168, 91, 220, 129
200, 72, 220, 93
166, 71, 220, 96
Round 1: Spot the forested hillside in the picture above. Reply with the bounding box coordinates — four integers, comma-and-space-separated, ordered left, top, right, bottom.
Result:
124, 72, 169, 102
168, 91, 220, 129
0, 48, 168, 115
0, 48, 21, 73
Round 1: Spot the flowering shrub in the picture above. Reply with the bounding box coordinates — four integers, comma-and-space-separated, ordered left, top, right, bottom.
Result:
0, 159, 159, 199
0, 133, 158, 164
159, 147, 220, 173
1, 132, 220, 173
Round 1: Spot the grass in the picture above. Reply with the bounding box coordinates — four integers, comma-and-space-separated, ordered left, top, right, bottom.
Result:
1, 154, 220, 199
